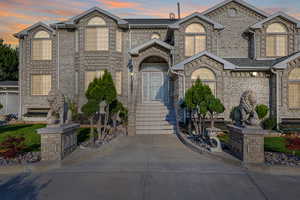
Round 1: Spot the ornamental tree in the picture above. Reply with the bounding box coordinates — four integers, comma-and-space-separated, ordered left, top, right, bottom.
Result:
81, 99, 99, 144
184, 79, 212, 135
207, 95, 225, 129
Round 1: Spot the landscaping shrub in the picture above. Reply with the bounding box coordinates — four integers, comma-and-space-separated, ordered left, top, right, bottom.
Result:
263, 117, 277, 130
286, 137, 300, 152
255, 104, 269, 120
0, 103, 3, 111
0, 136, 26, 159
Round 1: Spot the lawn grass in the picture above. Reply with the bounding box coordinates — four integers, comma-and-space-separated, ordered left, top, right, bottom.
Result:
0, 124, 90, 152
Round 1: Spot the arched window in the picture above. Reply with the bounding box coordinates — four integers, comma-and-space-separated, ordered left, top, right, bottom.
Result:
191, 68, 216, 95
185, 23, 206, 57
266, 23, 287, 57
151, 33, 161, 40
32, 30, 52, 60
85, 16, 108, 51
288, 68, 300, 108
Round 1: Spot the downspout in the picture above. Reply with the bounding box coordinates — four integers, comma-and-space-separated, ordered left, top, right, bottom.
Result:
18, 39, 22, 119
271, 67, 280, 130
56, 25, 60, 89
168, 49, 186, 123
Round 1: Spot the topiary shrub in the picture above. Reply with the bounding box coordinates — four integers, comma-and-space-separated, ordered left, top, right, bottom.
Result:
263, 117, 277, 130
255, 104, 269, 120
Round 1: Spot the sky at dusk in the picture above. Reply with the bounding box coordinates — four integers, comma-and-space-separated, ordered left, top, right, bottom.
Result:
1, 0, 300, 47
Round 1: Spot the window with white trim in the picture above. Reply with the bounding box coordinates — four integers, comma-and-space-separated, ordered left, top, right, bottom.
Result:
185, 23, 206, 57
116, 30, 122, 52
288, 68, 300, 108
75, 30, 79, 52
32, 31, 52, 60
31, 75, 51, 96
85, 70, 105, 90
191, 68, 216, 95
85, 17, 108, 51
266, 23, 288, 57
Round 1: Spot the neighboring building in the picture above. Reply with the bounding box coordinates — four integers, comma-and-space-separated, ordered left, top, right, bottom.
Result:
14, 0, 300, 134
0, 81, 19, 115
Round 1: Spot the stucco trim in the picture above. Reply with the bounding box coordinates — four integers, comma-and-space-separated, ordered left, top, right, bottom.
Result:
201, 0, 269, 18
168, 12, 224, 30
172, 51, 237, 70
129, 39, 174, 56
251, 12, 300, 29
14, 22, 55, 38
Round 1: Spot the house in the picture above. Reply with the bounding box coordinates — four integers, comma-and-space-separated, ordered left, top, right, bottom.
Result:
0, 81, 19, 116
14, 0, 300, 135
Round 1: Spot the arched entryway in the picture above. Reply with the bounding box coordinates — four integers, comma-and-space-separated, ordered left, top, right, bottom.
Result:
139, 56, 170, 105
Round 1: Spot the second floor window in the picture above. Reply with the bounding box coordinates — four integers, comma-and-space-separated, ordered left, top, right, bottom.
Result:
116, 30, 122, 52
32, 31, 52, 60
185, 23, 206, 57
85, 17, 108, 51
266, 23, 288, 57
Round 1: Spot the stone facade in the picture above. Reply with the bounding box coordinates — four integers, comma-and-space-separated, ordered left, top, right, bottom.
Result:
15, 0, 300, 132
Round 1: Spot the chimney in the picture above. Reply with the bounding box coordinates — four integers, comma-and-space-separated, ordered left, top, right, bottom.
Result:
177, 2, 181, 19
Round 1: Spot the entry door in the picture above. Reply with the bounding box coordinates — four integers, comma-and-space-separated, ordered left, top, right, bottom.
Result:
143, 72, 164, 102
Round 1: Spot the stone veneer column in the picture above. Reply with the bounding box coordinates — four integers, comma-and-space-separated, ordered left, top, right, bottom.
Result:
38, 124, 80, 161
227, 125, 268, 164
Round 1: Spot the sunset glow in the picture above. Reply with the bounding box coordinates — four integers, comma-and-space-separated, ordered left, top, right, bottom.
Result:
1, 0, 300, 47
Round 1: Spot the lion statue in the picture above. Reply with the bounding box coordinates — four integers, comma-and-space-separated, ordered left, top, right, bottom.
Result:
47, 89, 67, 125
233, 90, 260, 127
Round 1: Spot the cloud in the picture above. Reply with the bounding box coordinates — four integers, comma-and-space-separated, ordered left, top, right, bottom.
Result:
99, 0, 140, 9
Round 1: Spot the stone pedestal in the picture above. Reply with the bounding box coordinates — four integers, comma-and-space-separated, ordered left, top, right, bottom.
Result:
227, 125, 267, 164
38, 124, 80, 161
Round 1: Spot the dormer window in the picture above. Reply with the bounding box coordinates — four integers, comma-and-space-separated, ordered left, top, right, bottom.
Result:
85, 16, 108, 51
185, 23, 206, 57
266, 23, 287, 57
32, 30, 52, 60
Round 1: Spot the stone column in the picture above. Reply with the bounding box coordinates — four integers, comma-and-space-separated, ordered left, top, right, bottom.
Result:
227, 125, 268, 164
38, 124, 80, 161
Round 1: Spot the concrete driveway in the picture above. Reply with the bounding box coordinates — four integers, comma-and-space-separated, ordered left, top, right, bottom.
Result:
0, 135, 300, 200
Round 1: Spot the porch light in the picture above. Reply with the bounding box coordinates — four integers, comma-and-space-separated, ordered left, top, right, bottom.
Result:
251, 72, 258, 77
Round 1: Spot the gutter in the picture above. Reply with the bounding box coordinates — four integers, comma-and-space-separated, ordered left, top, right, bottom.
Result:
271, 67, 280, 129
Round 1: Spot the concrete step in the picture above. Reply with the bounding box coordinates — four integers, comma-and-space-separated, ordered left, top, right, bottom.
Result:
136, 129, 175, 135
136, 121, 176, 126
136, 124, 175, 130
136, 112, 175, 117
135, 110, 171, 114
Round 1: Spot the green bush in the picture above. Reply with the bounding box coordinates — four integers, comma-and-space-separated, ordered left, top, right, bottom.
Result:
263, 117, 277, 130
0, 103, 3, 110
255, 104, 269, 120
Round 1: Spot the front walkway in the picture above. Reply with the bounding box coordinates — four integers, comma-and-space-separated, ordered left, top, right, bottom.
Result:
0, 135, 300, 200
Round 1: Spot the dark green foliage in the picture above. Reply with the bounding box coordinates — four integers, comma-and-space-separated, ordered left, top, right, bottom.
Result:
81, 100, 99, 119
183, 79, 224, 134
0, 39, 18, 81
255, 104, 269, 120
0, 103, 3, 111
263, 117, 277, 130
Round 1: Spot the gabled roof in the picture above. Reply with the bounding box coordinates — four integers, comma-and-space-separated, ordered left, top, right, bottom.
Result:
52, 7, 128, 28
224, 58, 274, 68
14, 22, 54, 38
129, 39, 174, 56
273, 51, 300, 69
172, 51, 237, 70
250, 12, 300, 29
201, 0, 269, 18
169, 12, 224, 29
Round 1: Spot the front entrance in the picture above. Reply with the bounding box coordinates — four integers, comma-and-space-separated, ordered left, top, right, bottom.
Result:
143, 72, 164, 102
141, 64, 169, 104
